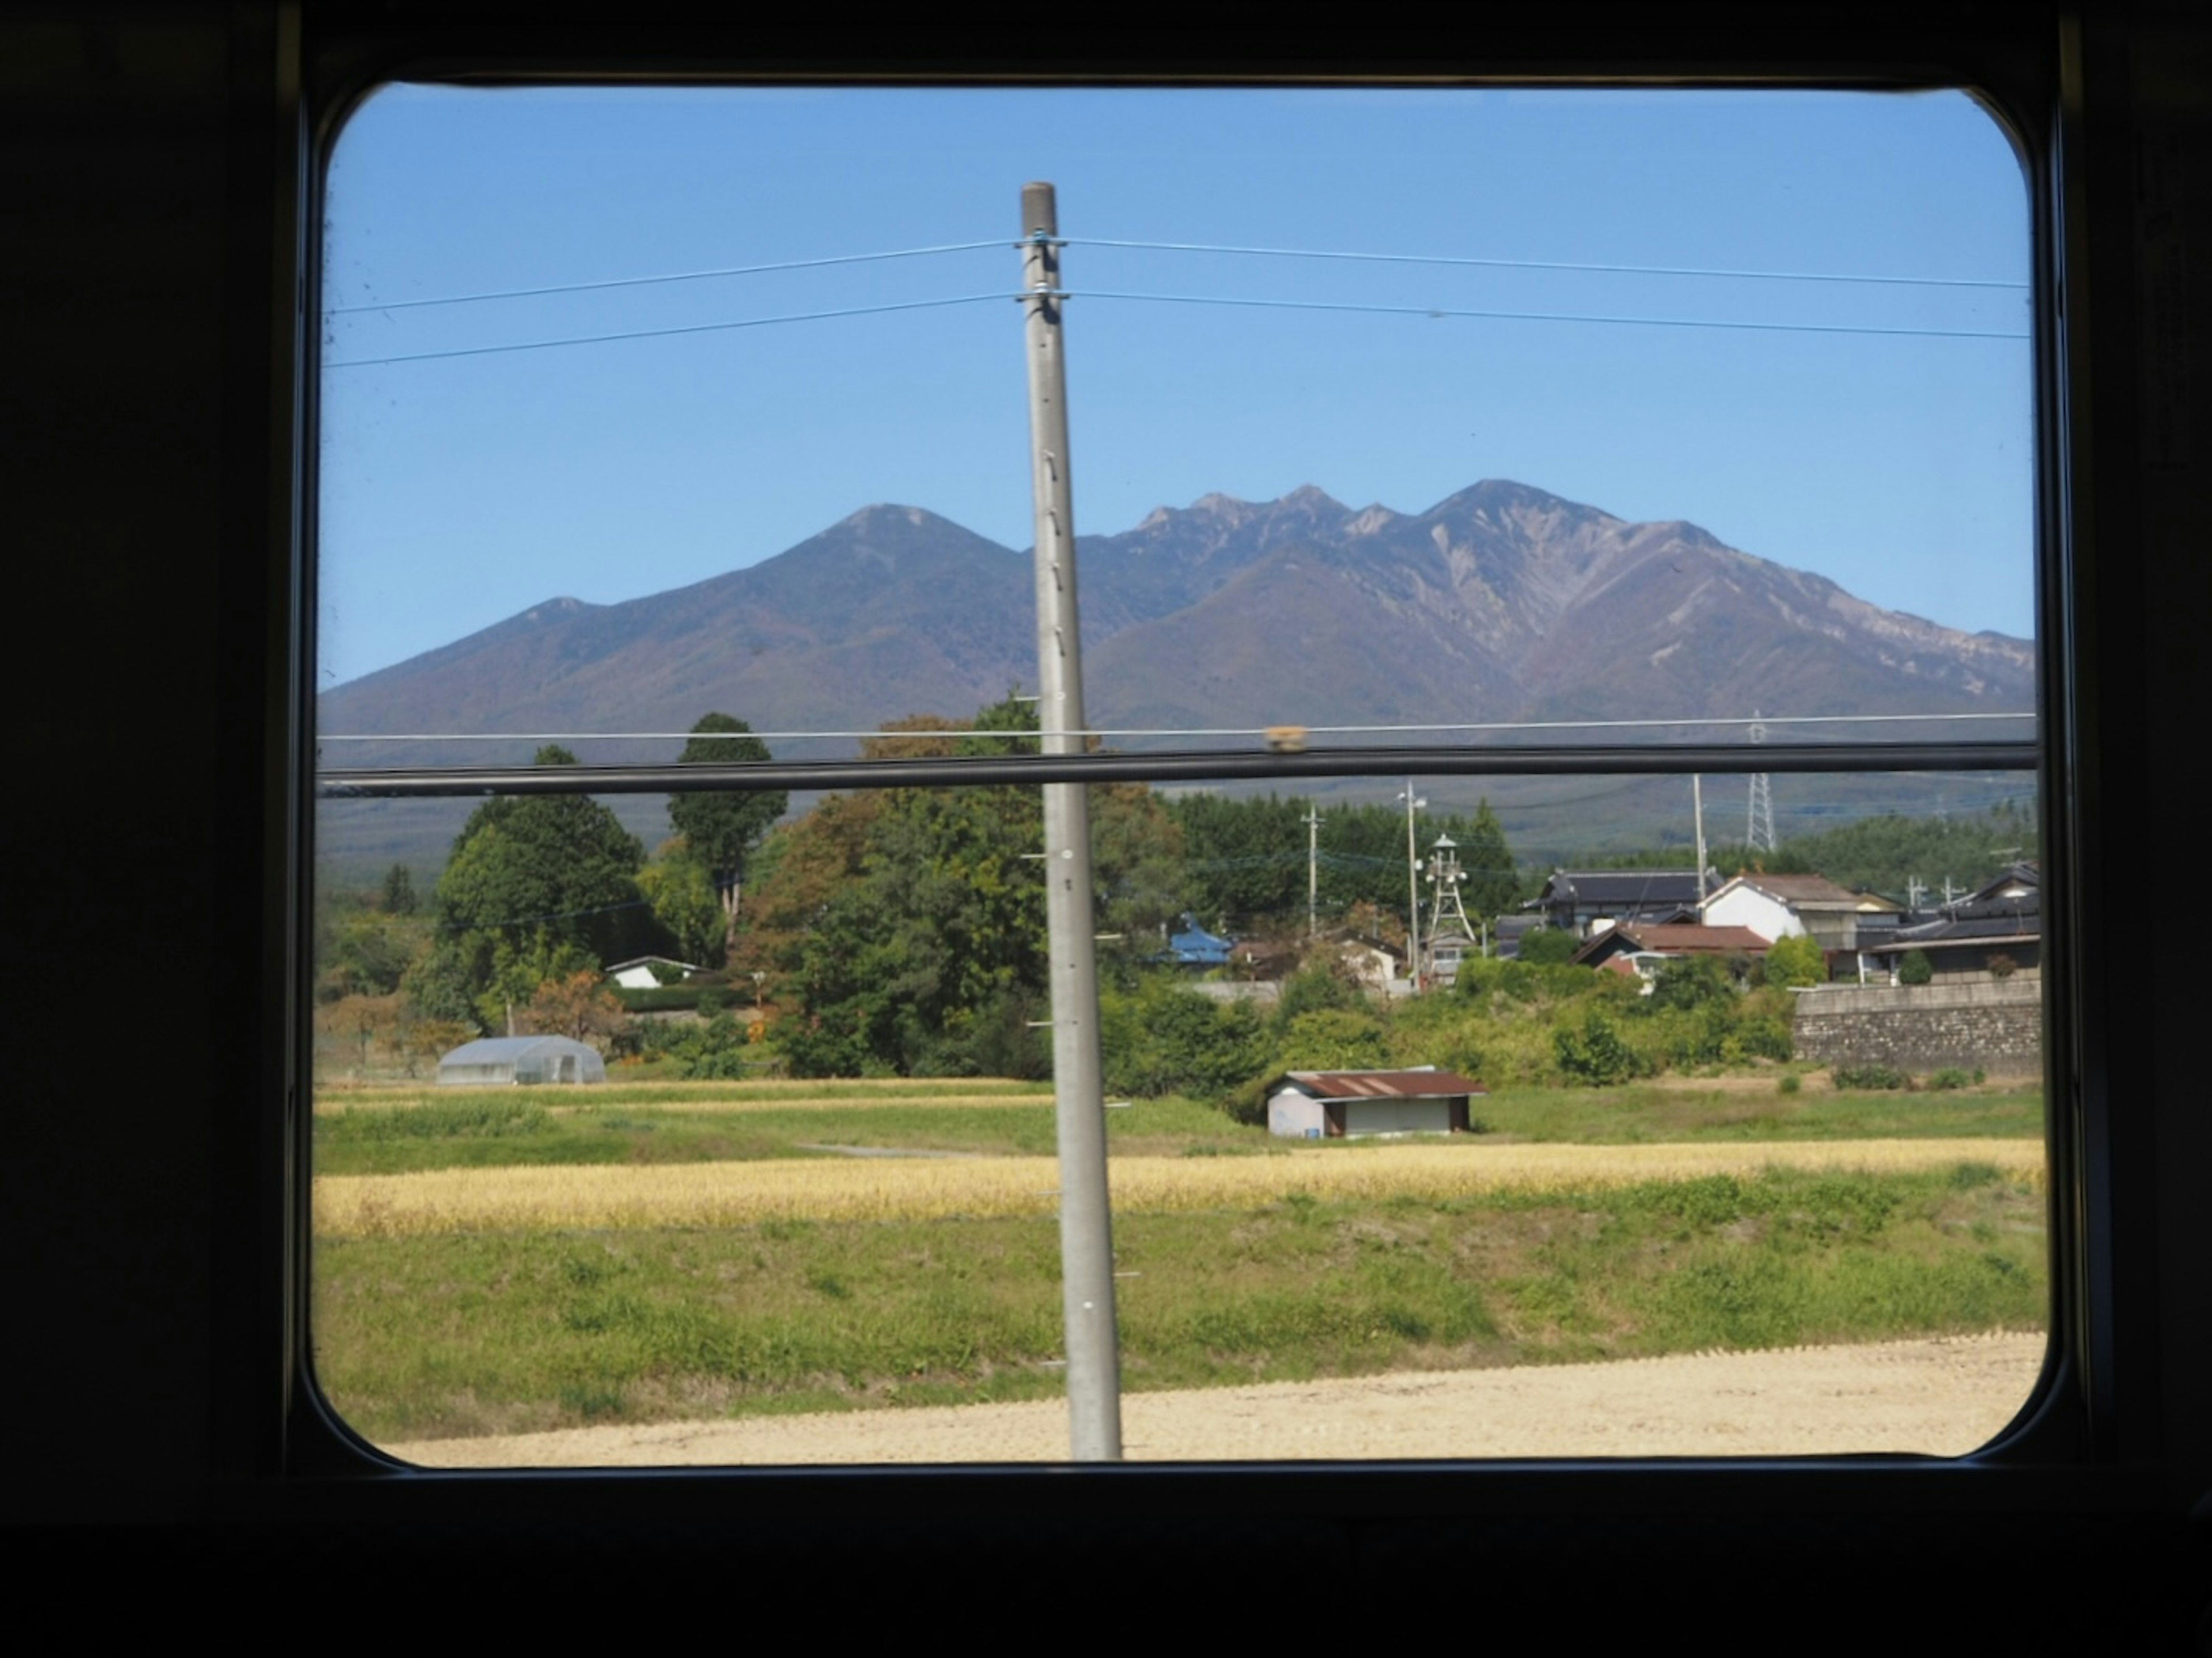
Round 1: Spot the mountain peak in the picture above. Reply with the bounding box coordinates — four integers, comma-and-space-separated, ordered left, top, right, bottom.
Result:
838, 503, 944, 533
1434, 478, 1606, 521
521, 596, 592, 621
1279, 483, 1347, 514
1190, 491, 1252, 515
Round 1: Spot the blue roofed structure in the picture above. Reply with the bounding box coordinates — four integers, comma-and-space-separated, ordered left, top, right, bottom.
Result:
1164, 912, 1235, 968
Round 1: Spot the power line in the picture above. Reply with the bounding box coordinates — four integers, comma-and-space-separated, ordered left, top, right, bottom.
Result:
1077, 289, 2029, 343
1067, 237, 2028, 292
324, 292, 1007, 368
325, 278, 2031, 371
327, 240, 1007, 315
330, 236, 2028, 318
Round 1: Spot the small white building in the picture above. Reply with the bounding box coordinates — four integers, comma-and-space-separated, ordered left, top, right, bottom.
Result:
605, 955, 702, 991
1264, 1067, 1484, 1140
437, 1035, 607, 1086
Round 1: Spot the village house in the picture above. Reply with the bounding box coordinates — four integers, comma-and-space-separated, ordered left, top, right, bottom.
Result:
1860, 862, 2041, 983
1524, 868, 1717, 939
1699, 872, 1901, 951
1570, 922, 1773, 972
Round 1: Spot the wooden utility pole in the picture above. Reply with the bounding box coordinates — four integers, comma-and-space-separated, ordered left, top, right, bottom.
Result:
1020, 182, 1122, 1462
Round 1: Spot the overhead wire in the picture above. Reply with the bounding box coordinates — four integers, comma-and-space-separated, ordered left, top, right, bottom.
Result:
1063, 237, 2027, 290
1073, 289, 2027, 343
322, 227, 2031, 368
327, 239, 1008, 314
324, 292, 1007, 369
327, 233, 2025, 317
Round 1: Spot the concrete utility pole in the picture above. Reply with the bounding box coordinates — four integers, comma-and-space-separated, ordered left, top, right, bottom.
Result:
1304, 807, 1321, 941
1399, 781, 1426, 988
1019, 183, 1121, 1463
1693, 773, 1709, 919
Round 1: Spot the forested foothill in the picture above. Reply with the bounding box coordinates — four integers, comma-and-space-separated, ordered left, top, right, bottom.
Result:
314, 695, 2038, 1106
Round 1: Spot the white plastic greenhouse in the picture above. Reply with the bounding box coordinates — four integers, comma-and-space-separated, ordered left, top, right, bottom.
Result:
435, 1035, 607, 1087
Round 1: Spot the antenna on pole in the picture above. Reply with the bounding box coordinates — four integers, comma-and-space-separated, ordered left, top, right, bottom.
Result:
1019, 182, 1120, 1462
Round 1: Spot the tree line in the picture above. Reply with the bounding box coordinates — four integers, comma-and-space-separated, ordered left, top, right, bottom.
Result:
317, 694, 2034, 1083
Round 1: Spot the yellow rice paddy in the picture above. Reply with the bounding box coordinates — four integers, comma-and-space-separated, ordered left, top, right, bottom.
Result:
313, 1137, 2044, 1238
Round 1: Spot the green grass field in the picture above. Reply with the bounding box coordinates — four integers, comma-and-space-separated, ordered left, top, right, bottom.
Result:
309, 1075, 2047, 1447
314, 1163, 2047, 1444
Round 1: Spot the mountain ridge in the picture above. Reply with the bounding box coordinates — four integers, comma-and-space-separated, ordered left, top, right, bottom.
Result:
321, 479, 2033, 744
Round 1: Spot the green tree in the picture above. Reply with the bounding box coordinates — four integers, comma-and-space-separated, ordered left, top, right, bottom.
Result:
402, 745, 650, 1033
1458, 799, 1522, 926
1765, 934, 1828, 989
774, 696, 1050, 1077
756, 694, 1190, 1078
380, 862, 418, 915
666, 713, 787, 889
638, 843, 727, 968
1897, 948, 1934, 987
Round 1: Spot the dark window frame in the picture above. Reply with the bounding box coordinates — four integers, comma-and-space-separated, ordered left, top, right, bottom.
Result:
263, 17, 2126, 1524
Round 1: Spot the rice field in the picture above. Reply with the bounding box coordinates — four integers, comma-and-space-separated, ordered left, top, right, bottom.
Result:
313, 1136, 2044, 1237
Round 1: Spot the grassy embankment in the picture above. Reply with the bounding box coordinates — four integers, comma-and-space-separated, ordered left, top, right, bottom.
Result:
310, 1077, 2048, 1445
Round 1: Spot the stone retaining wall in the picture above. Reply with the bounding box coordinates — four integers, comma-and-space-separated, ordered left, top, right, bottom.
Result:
1792, 980, 2042, 1078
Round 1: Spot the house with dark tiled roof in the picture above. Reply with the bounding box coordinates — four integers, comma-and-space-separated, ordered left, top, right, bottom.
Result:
1571, 922, 1774, 970
1524, 868, 1717, 939
1859, 863, 2040, 982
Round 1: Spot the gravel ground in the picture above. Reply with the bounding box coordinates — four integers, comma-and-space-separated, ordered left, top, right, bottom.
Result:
383, 1330, 2046, 1468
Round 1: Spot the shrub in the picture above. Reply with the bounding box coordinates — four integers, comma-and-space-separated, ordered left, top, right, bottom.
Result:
1897, 950, 1934, 987
1275, 1007, 1393, 1074
1987, 953, 2018, 980
1765, 934, 1827, 989
1274, 959, 1365, 1026
1925, 1067, 1977, 1091
1832, 1062, 1908, 1091
1778, 1073, 1802, 1095
1650, 954, 1734, 1011
1100, 978, 1271, 1103
1555, 1008, 1650, 1086
1516, 927, 1580, 966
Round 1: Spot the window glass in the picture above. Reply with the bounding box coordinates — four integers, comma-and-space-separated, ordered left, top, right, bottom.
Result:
312, 85, 2044, 1466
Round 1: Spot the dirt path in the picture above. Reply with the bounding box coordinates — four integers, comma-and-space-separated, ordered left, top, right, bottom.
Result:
384, 1330, 2045, 1468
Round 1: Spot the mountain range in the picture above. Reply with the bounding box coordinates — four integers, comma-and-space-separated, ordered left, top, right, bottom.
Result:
323, 479, 2032, 749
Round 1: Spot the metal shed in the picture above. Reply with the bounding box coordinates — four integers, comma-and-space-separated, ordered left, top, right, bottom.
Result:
436, 1035, 607, 1087
1265, 1067, 1484, 1139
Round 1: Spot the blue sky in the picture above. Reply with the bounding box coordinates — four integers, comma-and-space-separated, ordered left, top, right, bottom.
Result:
319, 84, 2033, 692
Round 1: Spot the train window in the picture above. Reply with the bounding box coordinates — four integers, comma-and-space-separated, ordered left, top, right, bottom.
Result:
308, 82, 2050, 1468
